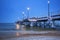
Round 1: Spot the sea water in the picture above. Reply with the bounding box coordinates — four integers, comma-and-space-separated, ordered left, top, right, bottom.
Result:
0, 23, 17, 31
0, 23, 60, 40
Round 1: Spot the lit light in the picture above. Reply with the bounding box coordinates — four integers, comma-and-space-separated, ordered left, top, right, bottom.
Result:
22, 11, 27, 17
22, 12, 24, 14
16, 32, 19, 37
48, 0, 50, 4
16, 24, 20, 30
27, 7, 30, 10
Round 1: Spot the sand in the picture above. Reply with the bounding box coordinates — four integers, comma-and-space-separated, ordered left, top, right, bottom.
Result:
0, 31, 60, 40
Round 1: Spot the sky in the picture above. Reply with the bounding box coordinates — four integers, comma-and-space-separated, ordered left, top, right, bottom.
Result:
0, 0, 60, 23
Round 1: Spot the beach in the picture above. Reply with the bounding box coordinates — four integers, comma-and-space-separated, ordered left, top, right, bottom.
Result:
0, 31, 60, 40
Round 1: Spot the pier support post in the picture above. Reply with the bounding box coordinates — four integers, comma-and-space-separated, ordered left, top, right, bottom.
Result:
30, 22, 33, 30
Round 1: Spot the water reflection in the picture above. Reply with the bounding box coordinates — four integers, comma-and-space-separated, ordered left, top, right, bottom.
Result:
16, 24, 20, 30
16, 32, 19, 37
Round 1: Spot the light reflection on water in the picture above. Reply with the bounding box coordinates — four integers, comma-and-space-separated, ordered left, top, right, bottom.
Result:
16, 32, 19, 37
16, 24, 20, 30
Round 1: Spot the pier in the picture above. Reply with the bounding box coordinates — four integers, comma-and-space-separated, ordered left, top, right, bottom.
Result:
16, 14, 60, 30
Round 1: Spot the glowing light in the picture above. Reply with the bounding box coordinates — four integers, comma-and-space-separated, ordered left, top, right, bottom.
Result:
22, 12, 24, 14
48, 0, 50, 4
27, 7, 30, 10
16, 24, 20, 30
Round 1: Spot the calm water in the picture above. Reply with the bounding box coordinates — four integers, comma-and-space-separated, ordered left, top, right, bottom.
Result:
0, 23, 17, 31
0, 23, 60, 40
0, 23, 60, 31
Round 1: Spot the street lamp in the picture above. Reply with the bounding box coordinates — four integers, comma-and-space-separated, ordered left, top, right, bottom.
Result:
48, 0, 51, 28
48, 0, 50, 4
22, 12, 24, 15
48, 0, 50, 17
27, 7, 30, 19
48, 0, 55, 28
27, 7, 30, 11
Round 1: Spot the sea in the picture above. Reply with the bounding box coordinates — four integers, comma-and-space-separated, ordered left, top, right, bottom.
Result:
0, 23, 60, 40
0, 23, 17, 31
0, 23, 60, 31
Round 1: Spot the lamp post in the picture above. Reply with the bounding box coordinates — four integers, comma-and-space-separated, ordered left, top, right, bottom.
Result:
27, 7, 30, 19
48, 0, 55, 28
27, 7, 31, 30
48, 0, 50, 17
48, 0, 51, 28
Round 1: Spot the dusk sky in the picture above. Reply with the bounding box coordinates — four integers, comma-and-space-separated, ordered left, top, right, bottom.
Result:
0, 0, 60, 23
